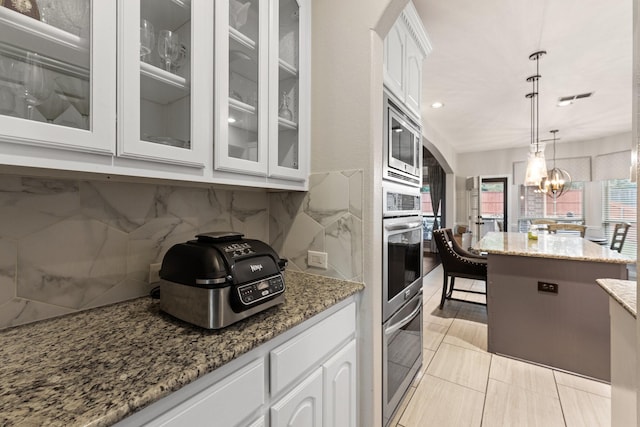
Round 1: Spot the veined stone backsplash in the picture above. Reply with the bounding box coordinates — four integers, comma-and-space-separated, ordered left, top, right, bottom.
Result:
0, 170, 363, 329
270, 170, 363, 282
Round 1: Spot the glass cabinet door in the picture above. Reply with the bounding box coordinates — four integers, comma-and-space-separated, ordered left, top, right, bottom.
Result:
215, 0, 268, 176
118, 0, 209, 167
268, 0, 307, 181
0, 0, 115, 154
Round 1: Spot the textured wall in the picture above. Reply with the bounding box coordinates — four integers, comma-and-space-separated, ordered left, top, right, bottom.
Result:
0, 170, 363, 329
0, 174, 269, 329
269, 170, 363, 282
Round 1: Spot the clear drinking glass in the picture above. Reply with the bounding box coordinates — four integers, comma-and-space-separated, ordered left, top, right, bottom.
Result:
140, 19, 155, 63
23, 53, 54, 120
157, 30, 180, 72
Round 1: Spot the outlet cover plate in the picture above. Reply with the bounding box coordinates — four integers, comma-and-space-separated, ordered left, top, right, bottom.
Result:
149, 263, 162, 284
308, 250, 328, 269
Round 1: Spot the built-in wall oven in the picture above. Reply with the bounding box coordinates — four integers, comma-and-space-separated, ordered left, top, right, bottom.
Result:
383, 90, 422, 188
382, 182, 423, 425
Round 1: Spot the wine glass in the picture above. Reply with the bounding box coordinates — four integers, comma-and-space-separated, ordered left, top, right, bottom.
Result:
171, 44, 188, 73
157, 30, 180, 72
23, 53, 54, 120
140, 19, 155, 64
35, 93, 70, 123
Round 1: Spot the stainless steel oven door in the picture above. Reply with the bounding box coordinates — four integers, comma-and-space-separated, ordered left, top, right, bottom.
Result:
382, 292, 423, 426
383, 215, 424, 322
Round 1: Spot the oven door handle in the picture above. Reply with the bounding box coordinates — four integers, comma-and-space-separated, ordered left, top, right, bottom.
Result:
384, 221, 423, 231
384, 293, 422, 336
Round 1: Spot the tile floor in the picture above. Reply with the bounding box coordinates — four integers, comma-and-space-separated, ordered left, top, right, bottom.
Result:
390, 265, 612, 427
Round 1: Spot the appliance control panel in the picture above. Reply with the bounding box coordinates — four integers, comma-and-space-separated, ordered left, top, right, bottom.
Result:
237, 275, 285, 305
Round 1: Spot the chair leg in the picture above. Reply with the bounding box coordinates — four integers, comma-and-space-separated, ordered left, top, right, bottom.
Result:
439, 275, 448, 309
447, 277, 456, 298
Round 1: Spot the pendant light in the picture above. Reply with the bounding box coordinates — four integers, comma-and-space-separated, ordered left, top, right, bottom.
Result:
539, 130, 571, 198
524, 50, 547, 186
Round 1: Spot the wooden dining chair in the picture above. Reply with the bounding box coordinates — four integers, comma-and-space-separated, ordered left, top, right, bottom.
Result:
433, 228, 487, 309
547, 223, 586, 237
610, 222, 631, 253
532, 219, 557, 225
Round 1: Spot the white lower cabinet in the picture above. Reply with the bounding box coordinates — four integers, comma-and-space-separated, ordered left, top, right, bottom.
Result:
322, 340, 357, 427
271, 368, 323, 427
117, 301, 357, 427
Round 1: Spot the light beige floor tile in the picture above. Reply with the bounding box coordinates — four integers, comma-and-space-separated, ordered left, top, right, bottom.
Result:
557, 384, 611, 427
554, 370, 611, 398
442, 318, 487, 352
423, 321, 449, 351
423, 295, 459, 326
422, 276, 441, 300
490, 355, 558, 397
412, 348, 436, 387
482, 379, 565, 427
426, 342, 491, 392
399, 374, 484, 427
390, 385, 416, 427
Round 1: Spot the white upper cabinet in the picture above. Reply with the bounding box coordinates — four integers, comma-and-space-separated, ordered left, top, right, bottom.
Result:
383, 1, 431, 119
118, 0, 211, 168
215, 0, 309, 182
0, 0, 116, 154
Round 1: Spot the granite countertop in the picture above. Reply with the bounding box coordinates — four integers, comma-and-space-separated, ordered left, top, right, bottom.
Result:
0, 271, 363, 427
596, 278, 637, 318
474, 232, 635, 264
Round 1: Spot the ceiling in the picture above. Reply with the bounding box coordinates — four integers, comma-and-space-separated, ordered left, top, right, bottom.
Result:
413, 0, 633, 154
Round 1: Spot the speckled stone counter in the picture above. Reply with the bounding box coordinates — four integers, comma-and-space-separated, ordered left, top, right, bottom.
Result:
597, 278, 637, 318
475, 232, 635, 264
0, 271, 363, 427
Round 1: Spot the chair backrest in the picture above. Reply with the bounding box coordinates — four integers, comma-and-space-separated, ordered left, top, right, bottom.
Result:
532, 219, 557, 225
610, 222, 631, 253
547, 223, 586, 237
433, 228, 487, 278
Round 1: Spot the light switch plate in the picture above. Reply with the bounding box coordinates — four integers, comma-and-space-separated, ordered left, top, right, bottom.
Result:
308, 250, 328, 269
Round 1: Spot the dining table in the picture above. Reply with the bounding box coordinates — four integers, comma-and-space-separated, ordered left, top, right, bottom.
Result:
474, 231, 635, 381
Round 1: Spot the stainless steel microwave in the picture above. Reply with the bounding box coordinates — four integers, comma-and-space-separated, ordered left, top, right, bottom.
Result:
383, 91, 422, 187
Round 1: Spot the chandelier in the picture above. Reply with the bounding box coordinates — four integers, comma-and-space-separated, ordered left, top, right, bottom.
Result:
539, 129, 571, 198
523, 50, 547, 186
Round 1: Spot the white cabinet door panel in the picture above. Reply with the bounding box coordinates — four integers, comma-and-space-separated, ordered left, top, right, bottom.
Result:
270, 368, 323, 427
383, 20, 405, 102
323, 339, 357, 427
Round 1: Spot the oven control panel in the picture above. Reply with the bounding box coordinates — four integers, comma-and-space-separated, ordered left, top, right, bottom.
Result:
237, 275, 285, 305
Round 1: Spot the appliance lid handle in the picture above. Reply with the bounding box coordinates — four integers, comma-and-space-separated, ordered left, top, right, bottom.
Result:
385, 221, 423, 231
384, 293, 422, 336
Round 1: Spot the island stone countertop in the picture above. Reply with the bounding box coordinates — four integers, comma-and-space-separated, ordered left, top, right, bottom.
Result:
474, 232, 635, 264
0, 270, 363, 427
596, 278, 637, 318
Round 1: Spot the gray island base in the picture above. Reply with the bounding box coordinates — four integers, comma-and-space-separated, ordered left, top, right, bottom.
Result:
475, 232, 633, 382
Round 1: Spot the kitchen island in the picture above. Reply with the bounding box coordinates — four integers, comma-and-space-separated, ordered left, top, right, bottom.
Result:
474, 232, 634, 382
0, 270, 363, 426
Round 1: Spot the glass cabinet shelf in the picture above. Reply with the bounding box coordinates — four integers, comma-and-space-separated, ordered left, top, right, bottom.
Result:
278, 59, 297, 77
140, 62, 188, 104
229, 98, 257, 132
278, 117, 297, 130
0, 7, 89, 69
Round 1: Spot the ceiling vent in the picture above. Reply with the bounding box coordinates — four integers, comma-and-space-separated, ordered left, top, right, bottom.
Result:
558, 92, 594, 103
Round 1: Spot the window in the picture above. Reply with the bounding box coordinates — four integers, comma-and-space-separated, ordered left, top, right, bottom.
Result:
421, 185, 437, 242
518, 182, 585, 231
602, 179, 637, 257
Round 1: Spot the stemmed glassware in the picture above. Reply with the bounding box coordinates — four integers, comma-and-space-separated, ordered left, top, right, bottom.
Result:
22, 53, 54, 120
140, 19, 155, 64
157, 30, 180, 72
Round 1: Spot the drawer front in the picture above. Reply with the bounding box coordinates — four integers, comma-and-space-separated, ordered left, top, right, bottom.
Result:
270, 303, 356, 395
153, 359, 265, 426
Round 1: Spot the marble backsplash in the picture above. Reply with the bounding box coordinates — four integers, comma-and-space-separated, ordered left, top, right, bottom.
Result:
0, 170, 363, 329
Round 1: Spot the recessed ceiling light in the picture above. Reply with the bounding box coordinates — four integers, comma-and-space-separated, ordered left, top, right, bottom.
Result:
431, 102, 444, 109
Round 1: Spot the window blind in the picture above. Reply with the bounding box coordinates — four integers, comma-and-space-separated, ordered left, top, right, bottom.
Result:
594, 150, 632, 181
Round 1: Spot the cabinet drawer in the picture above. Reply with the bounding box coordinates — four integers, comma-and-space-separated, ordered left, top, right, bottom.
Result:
150, 358, 265, 426
270, 303, 355, 395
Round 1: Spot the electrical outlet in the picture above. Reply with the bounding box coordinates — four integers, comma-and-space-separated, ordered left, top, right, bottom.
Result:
148, 263, 162, 284
308, 250, 328, 269
538, 281, 558, 294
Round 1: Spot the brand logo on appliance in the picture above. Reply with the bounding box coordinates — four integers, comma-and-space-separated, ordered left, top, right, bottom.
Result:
250, 264, 263, 273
